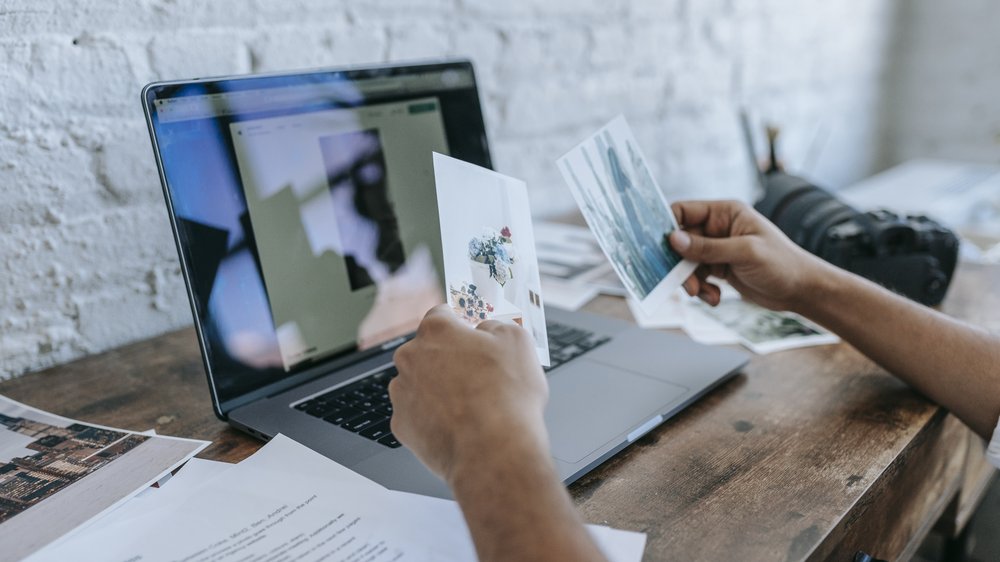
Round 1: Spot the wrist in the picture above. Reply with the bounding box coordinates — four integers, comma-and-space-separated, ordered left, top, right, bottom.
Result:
445, 416, 552, 490
789, 257, 848, 318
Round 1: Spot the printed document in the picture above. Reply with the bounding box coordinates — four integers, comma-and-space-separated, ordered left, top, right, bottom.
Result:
30, 434, 646, 562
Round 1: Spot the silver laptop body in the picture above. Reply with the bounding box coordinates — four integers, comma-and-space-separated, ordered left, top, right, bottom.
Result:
141, 60, 748, 498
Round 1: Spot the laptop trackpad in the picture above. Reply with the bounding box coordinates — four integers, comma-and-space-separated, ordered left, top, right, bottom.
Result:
545, 359, 688, 464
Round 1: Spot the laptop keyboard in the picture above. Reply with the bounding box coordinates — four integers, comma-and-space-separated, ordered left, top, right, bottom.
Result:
544, 322, 610, 372
292, 322, 608, 448
294, 367, 401, 448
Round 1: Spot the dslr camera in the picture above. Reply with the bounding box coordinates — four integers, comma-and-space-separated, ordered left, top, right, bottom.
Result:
754, 170, 959, 306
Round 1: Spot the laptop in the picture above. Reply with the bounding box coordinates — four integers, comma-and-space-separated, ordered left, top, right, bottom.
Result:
141, 60, 748, 498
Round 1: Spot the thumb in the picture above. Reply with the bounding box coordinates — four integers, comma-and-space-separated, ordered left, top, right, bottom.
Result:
669, 230, 749, 265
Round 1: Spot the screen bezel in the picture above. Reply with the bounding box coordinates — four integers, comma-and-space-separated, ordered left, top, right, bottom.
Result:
140, 60, 492, 419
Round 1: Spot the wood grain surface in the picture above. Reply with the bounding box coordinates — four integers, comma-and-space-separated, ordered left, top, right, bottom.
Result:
2, 263, 997, 561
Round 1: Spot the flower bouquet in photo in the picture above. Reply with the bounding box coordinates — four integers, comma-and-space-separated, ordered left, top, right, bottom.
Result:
433, 152, 550, 365
449, 283, 494, 324
468, 226, 515, 304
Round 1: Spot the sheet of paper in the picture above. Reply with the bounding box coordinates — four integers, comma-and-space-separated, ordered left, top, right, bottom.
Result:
693, 299, 839, 354
0, 395, 209, 562
534, 221, 609, 282
542, 279, 600, 311
42, 458, 234, 550
29, 435, 410, 562
433, 153, 550, 365
33, 434, 646, 562
626, 292, 686, 329
557, 115, 697, 315
534, 220, 626, 305
388, 490, 647, 562
623, 280, 836, 355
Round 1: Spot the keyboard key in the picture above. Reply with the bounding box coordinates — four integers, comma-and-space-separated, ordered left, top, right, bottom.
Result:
581, 337, 611, 350
360, 421, 392, 441
352, 399, 377, 411
342, 412, 386, 433
378, 433, 402, 448
293, 366, 402, 447
324, 406, 363, 425
305, 402, 339, 418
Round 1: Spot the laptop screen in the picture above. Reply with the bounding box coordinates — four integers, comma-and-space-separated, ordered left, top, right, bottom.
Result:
144, 61, 491, 414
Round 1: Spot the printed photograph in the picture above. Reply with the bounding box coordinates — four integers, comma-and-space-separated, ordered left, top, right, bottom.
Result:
697, 299, 839, 354
433, 153, 550, 366
0, 396, 206, 559
557, 115, 696, 314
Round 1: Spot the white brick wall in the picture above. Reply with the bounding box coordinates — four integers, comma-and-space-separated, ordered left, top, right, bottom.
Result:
1, 0, 900, 378
881, 0, 1000, 166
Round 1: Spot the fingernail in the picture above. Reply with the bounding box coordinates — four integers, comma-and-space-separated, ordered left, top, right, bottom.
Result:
671, 230, 691, 251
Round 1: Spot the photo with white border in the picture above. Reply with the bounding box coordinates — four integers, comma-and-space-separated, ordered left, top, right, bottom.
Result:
557, 115, 697, 314
433, 153, 550, 366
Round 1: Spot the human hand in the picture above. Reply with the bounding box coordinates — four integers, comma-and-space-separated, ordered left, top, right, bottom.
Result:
389, 305, 550, 485
669, 199, 831, 312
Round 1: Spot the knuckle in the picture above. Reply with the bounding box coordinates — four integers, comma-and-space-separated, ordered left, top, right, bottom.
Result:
499, 323, 525, 342
424, 314, 455, 336
476, 319, 499, 332
744, 237, 765, 260
689, 234, 708, 258
724, 199, 749, 213
393, 345, 412, 372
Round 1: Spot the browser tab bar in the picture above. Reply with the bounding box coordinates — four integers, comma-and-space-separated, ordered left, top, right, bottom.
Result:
154, 69, 475, 123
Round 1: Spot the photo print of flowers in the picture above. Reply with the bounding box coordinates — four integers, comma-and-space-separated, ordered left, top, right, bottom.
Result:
433, 153, 550, 366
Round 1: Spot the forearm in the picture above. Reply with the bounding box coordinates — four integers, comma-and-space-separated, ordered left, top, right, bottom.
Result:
795, 263, 1000, 438
448, 433, 606, 562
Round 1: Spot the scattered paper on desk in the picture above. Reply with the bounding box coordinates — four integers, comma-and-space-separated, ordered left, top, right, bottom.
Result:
31, 434, 646, 562
693, 299, 839, 354
624, 286, 839, 354
387, 489, 647, 562
626, 292, 686, 330
433, 153, 550, 365
44, 457, 233, 550
542, 278, 601, 311
534, 221, 612, 283
535, 220, 627, 310
0, 395, 209, 562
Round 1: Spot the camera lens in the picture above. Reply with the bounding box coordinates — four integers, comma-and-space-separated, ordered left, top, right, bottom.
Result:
755, 172, 861, 256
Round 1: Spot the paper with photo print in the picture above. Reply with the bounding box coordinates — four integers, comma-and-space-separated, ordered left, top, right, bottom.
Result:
694, 299, 839, 354
0, 395, 208, 561
557, 115, 697, 315
433, 153, 550, 366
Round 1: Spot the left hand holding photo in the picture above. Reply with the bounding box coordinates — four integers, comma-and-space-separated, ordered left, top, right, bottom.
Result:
388, 304, 550, 484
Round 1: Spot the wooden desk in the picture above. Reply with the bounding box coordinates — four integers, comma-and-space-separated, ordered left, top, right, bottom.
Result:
2, 264, 996, 561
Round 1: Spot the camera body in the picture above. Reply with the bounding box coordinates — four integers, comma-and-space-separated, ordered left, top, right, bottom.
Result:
754, 170, 959, 306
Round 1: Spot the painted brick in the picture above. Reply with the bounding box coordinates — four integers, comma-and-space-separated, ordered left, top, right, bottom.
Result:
7, 0, 990, 380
